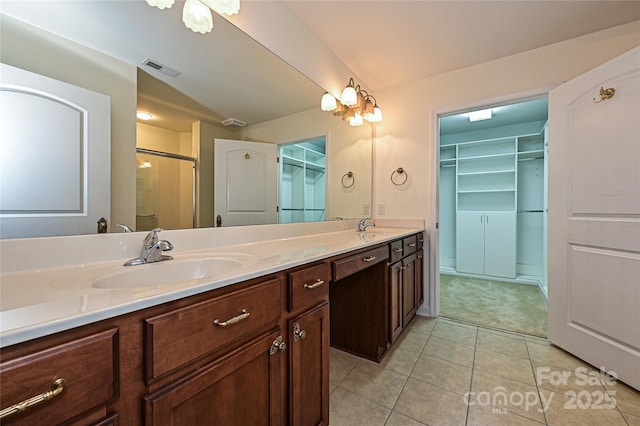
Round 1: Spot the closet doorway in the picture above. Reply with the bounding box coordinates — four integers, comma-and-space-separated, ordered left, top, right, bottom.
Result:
437, 97, 548, 337
278, 137, 326, 224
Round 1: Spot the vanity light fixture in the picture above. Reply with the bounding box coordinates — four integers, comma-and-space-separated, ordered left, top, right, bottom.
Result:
137, 112, 154, 120
468, 108, 493, 122
320, 78, 383, 126
145, 0, 240, 34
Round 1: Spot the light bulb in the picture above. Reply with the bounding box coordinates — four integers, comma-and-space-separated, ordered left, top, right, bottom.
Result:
371, 106, 382, 123
183, 0, 214, 34
349, 113, 363, 127
145, 0, 175, 9
321, 93, 337, 112
341, 85, 357, 107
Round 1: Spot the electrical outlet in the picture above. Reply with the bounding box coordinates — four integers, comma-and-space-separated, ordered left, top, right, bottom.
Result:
362, 203, 370, 215
376, 203, 385, 215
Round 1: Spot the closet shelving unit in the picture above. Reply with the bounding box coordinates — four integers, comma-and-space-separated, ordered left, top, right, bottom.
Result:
439, 128, 546, 284
279, 144, 326, 224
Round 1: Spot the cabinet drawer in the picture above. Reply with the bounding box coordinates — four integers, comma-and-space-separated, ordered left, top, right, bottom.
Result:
0, 328, 117, 425
403, 235, 418, 256
389, 240, 404, 263
416, 233, 425, 250
333, 245, 389, 281
288, 263, 330, 312
145, 278, 282, 379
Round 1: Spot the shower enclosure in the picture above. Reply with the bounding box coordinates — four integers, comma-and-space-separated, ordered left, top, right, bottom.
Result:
136, 148, 196, 231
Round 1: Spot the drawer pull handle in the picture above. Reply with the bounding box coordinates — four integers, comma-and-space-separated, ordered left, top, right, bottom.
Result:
293, 323, 307, 342
304, 279, 325, 290
393, 248, 403, 253
363, 256, 376, 262
0, 378, 66, 420
408, 243, 416, 247
213, 309, 250, 328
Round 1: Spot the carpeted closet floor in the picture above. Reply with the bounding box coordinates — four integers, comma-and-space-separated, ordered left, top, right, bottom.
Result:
440, 274, 547, 337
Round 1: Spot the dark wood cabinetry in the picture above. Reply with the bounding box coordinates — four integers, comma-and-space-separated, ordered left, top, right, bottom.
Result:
0, 232, 424, 425
0, 328, 118, 425
330, 245, 390, 362
144, 329, 284, 426
389, 233, 424, 344
288, 303, 329, 426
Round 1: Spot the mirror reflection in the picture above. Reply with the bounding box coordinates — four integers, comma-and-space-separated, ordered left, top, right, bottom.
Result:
0, 1, 372, 238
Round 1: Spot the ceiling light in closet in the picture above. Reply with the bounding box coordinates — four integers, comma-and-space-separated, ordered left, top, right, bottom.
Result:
468, 108, 493, 122
137, 112, 154, 120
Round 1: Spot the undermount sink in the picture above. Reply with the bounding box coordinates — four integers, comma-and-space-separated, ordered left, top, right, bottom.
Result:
92, 257, 244, 289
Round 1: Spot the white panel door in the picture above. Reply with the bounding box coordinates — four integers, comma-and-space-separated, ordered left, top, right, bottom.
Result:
548, 46, 640, 390
0, 63, 110, 238
214, 139, 277, 227
484, 211, 516, 278
456, 211, 485, 275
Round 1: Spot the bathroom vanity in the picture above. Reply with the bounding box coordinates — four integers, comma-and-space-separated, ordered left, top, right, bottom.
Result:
0, 222, 425, 425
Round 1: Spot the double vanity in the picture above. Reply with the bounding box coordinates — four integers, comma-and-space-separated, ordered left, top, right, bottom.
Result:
0, 220, 426, 425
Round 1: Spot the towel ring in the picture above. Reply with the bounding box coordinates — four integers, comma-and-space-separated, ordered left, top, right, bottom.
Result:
391, 167, 408, 186
341, 171, 355, 188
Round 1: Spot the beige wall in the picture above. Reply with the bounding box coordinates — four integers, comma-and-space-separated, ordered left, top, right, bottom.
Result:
137, 122, 192, 156
1, 15, 137, 231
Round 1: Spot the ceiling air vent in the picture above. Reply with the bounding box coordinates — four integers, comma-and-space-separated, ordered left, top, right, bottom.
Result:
141, 58, 181, 78
222, 118, 247, 127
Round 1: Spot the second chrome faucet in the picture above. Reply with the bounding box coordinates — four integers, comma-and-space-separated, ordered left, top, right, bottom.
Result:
124, 228, 174, 266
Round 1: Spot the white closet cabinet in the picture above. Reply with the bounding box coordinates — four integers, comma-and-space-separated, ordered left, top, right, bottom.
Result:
456, 211, 516, 278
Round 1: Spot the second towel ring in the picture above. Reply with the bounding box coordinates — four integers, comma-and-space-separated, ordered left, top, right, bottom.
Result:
391, 167, 408, 185
341, 171, 355, 188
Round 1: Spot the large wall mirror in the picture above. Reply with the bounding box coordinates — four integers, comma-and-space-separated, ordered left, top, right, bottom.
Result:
0, 1, 372, 238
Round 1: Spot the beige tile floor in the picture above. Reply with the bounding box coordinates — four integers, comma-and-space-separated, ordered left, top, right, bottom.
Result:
329, 317, 640, 426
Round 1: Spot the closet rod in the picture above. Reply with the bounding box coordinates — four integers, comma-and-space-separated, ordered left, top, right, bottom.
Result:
517, 209, 544, 213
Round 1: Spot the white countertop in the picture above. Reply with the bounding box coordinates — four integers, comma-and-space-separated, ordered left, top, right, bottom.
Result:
0, 221, 424, 347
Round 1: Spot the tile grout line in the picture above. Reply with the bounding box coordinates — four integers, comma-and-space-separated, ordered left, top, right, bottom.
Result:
385, 319, 436, 425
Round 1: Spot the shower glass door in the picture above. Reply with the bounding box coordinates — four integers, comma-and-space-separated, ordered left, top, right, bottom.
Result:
136, 149, 196, 231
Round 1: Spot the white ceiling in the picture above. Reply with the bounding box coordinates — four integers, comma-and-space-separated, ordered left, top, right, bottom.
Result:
2, 1, 639, 133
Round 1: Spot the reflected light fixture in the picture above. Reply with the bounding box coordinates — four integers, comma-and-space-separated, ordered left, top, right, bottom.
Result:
320, 78, 383, 126
137, 112, 154, 120
468, 108, 493, 122
145, 0, 240, 34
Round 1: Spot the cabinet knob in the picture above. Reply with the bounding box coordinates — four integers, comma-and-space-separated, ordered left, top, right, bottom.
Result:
270, 336, 287, 355
293, 323, 307, 342
363, 255, 376, 262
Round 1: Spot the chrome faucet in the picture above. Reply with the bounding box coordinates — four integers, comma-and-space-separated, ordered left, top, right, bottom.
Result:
124, 228, 174, 266
357, 218, 375, 232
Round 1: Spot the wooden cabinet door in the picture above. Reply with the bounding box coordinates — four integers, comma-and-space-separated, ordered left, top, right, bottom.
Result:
389, 261, 403, 344
289, 303, 329, 426
416, 249, 425, 307
144, 330, 283, 426
401, 253, 417, 326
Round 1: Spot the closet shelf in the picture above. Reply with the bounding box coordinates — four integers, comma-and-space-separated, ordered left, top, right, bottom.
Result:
457, 170, 515, 176
518, 150, 544, 159
458, 189, 515, 194
458, 152, 515, 161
